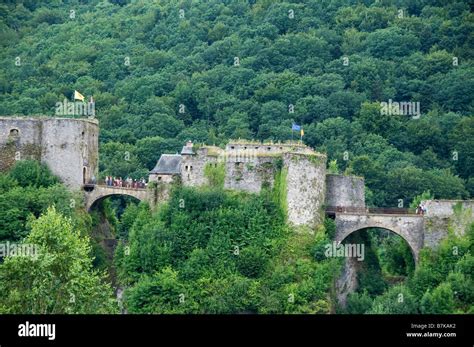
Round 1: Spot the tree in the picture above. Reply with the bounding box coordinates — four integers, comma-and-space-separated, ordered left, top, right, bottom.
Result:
369, 285, 418, 314
99, 142, 148, 179
124, 267, 197, 314
0, 207, 117, 313
420, 283, 455, 314
135, 136, 181, 170
345, 290, 373, 314
449, 117, 474, 179
0, 164, 80, 242
8, 160, 58, 188
365, 27, 421, 59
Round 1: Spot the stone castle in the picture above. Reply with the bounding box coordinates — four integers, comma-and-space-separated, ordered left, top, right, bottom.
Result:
148, 140, 365, 227
1, 117, 473, 266
0, 116, 365, 228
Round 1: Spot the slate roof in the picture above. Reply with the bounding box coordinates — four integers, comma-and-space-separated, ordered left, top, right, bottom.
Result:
150, 154, 182, 175
181, 145, 194, 155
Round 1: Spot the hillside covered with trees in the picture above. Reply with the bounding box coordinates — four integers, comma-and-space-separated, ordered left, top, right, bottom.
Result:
0, 0, 473, 315
0, 0, 473, 206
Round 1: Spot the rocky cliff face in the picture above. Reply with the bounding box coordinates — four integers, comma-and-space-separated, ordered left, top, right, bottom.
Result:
336, 257, 360, 308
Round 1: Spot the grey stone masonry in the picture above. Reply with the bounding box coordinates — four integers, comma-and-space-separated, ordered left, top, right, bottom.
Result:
325, 174, 365, 208
284, 152, 327, 228
0, 116, 99, 189
84, 185, 149, 210
334, 213, 425, 262
224, 155, 276, 193
422, 200, 474, 249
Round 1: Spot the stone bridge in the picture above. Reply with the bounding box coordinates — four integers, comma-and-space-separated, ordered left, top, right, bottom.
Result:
334, 212, 425, 262
84, 185, 150, 211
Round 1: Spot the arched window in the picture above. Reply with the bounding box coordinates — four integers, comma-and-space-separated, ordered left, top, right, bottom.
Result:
9, 128, 19, 137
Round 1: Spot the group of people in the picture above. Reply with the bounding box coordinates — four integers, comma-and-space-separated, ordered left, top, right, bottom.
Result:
105, 176, 147, 189
416, 202, 427, 215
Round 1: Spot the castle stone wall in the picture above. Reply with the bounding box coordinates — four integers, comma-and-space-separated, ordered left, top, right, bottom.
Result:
224, 155, 276, 193
284, 153, 327, 228
0, 117, 99, 189
181, 147, 217, 187
422, 200, 474, 248
225, 142, 313, 155
325, 174, 365, 208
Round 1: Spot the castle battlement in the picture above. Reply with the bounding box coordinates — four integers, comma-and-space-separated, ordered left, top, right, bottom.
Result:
176, 140, 319, 159
225, 140, 315, 155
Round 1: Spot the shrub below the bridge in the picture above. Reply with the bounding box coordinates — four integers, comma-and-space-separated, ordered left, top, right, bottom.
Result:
115, 185, 342, 314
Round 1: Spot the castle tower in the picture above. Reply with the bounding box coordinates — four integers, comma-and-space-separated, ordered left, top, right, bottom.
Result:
0, 116, 99, 189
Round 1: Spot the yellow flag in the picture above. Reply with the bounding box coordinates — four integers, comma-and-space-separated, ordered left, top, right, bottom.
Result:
300, 128, 304, 137
74, 90, 85, 101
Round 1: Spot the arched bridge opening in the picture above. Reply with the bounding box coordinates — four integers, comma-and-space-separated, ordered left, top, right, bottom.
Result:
83, 184, 149, 212
337, 226, 417, 271
328, 209, 424, 264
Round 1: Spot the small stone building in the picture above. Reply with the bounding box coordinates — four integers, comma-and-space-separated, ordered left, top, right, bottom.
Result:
149, 154, 182, 183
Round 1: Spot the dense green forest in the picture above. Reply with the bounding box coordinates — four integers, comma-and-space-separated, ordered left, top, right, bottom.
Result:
1, 0, 473, 206
0, 0, 473, 314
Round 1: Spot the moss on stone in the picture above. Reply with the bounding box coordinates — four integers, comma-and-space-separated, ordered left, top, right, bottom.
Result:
204, 162, 225, 188
307, 153, 326, 166
272, 166, 288, 219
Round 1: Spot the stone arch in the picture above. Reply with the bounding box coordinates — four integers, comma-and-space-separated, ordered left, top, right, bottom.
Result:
87, 192, 143, 211
334, 214, 425, 264
336, 225, 418, 265
84, 186, 149, 211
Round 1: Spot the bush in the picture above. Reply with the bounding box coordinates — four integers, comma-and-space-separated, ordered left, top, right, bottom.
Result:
369, 285, 418, 314
237, 245, 268, 278
420, 283, 455, 314
9, 160, 59, 188
345, 290, 373, 314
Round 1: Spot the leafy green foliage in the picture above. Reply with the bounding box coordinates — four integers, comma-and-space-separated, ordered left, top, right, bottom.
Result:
0, 161, 83, 242
8, 160, 58, 188
115, 186, 341, 313
0, 207, 117, 313
368, 284, 418, 314
410, 190, 434, 209
203, 162, 225, 188
345, 290, 373, 314
0, 1, 471, 201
